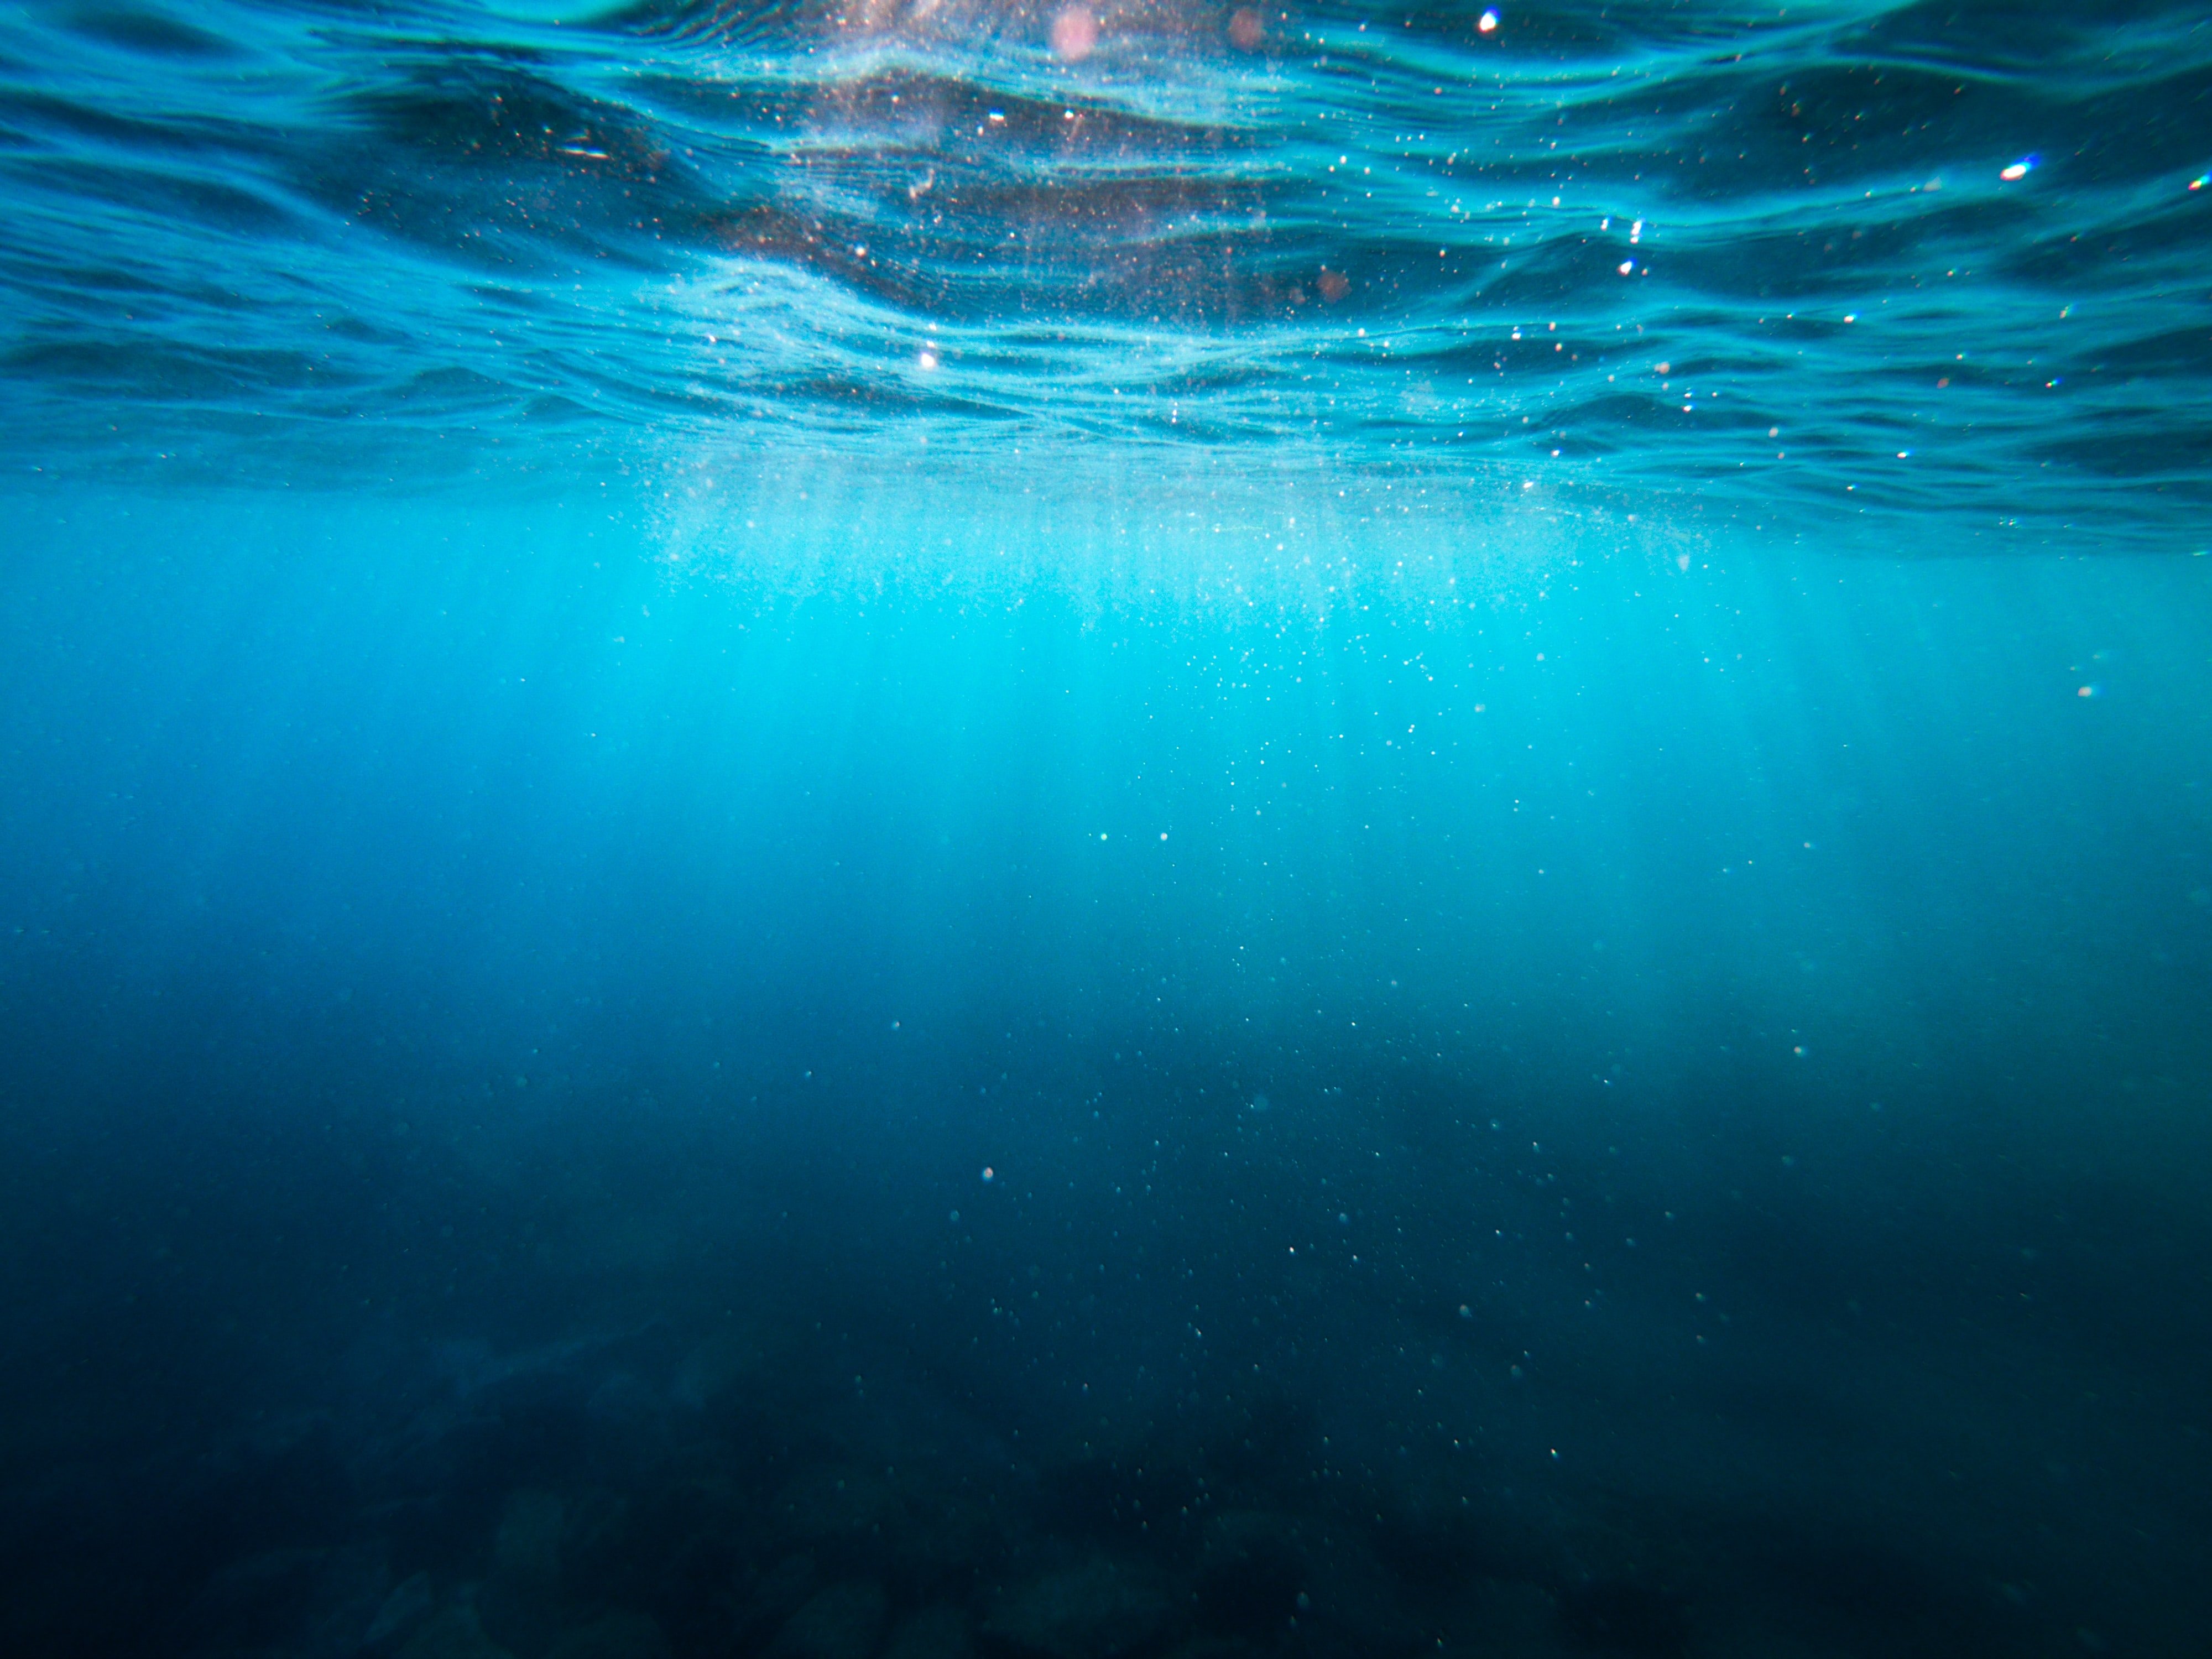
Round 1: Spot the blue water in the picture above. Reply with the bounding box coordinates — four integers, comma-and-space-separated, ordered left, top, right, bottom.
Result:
3, 3, 2211, 1657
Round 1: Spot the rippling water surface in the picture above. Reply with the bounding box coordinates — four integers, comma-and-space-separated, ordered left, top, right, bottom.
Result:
5, 0, 2210, 539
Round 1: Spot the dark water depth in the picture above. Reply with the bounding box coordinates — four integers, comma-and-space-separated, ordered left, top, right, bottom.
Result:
3, 489, 2210, 1658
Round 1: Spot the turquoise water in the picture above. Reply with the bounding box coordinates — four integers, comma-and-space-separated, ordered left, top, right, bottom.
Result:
3, 4, 2211, 1657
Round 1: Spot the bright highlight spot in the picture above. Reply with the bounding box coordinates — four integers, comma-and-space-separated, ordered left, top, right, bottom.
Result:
1050, 6, 1097, 61
1478, 8, 1499, 32
2001, 156, 2036, 181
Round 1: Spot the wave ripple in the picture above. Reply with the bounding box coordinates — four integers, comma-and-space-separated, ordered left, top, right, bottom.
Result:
2, 0, 2208, 540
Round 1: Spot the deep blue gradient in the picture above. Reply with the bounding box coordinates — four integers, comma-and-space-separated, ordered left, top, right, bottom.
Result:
3, 4, 2211, 1658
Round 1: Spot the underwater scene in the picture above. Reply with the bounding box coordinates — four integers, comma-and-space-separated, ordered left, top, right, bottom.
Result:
3, 1, 2211, 1655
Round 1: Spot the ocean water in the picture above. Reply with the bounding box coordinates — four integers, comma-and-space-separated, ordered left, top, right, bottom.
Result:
3, 2, 2211, 1657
